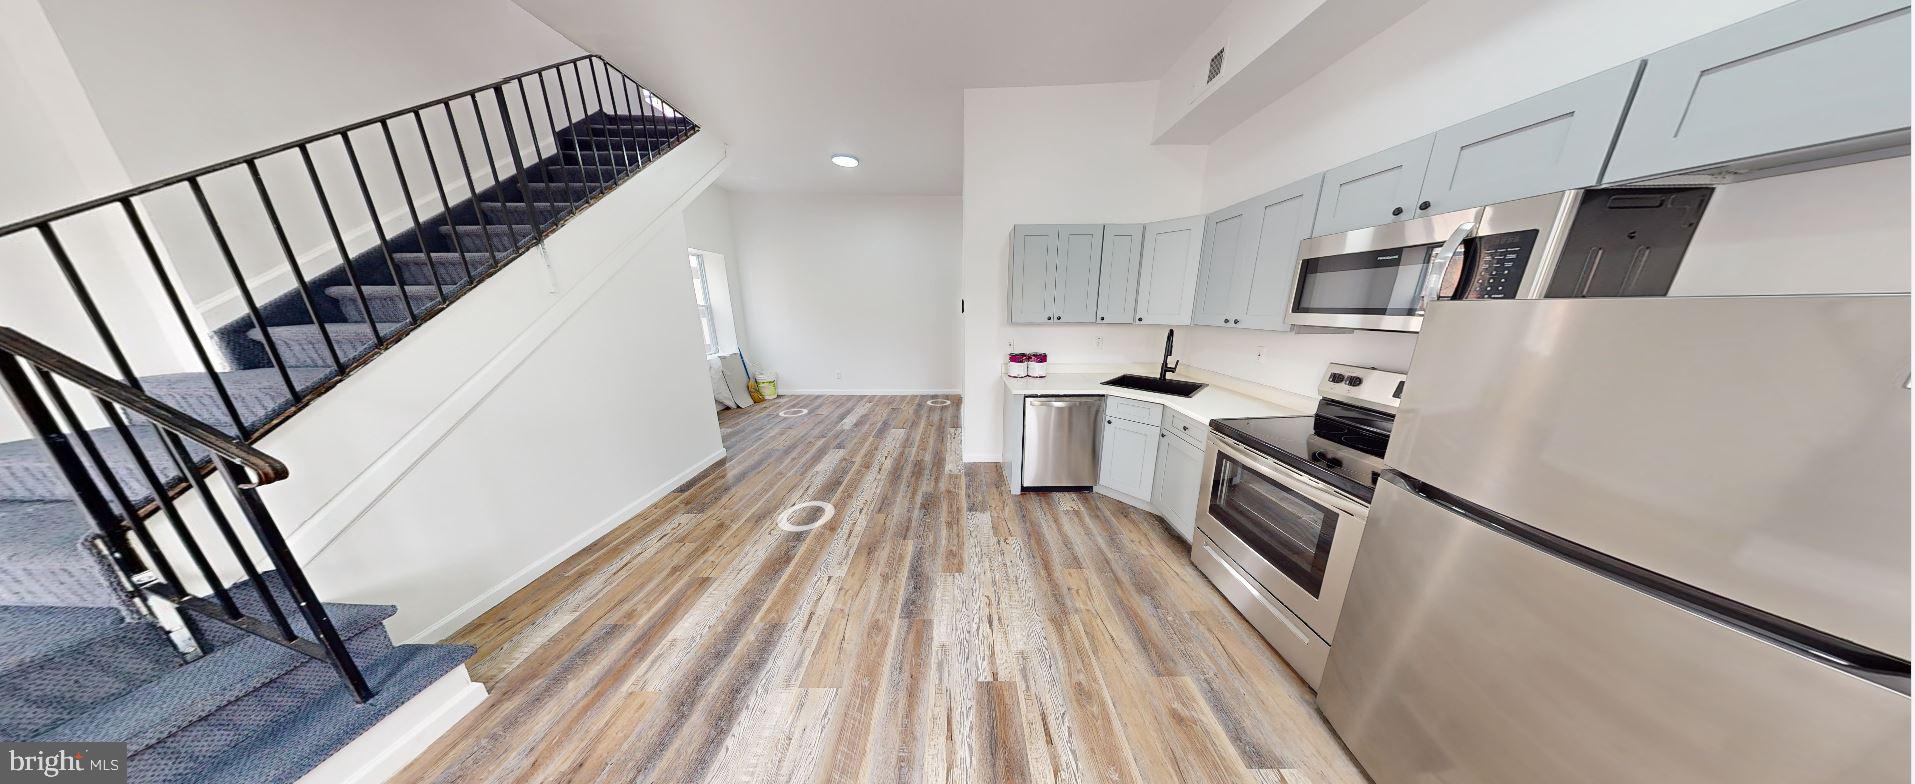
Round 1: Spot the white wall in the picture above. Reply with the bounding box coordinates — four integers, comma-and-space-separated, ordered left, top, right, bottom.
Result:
733, 192, 961, 394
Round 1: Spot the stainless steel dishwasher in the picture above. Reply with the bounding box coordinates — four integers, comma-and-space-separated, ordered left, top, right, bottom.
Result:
1021, 396, 1101, 490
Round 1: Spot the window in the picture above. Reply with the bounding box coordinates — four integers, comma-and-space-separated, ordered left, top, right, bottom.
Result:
689, 252, 719, 355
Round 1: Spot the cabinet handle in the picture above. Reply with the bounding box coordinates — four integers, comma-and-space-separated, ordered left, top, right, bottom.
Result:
1391, 206, 1404, 217
1419, 200, 1432, 211
1098, 316, 1104, 321
1107, 419, 1113, 424
1135, 317, 1142, 322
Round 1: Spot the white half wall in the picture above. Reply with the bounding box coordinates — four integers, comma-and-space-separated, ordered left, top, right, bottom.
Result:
732, 192, 961, 394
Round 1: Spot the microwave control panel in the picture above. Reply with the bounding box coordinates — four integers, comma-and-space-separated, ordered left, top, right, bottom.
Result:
1457, 230, 1539, 299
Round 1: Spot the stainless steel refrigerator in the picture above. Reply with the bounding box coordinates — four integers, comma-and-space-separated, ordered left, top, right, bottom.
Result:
1318, 294, 1911, 783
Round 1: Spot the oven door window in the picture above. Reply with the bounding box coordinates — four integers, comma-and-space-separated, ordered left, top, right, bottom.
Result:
1209, 454, 1339, 597
1292, 244, 1446, 316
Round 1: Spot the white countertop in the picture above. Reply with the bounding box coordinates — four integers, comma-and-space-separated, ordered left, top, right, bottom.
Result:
1002, 371, 1313, 423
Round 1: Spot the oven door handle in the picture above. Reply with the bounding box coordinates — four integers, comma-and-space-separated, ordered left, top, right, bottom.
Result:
1418, 220, 1477, 312
1212, 435, 1367, 518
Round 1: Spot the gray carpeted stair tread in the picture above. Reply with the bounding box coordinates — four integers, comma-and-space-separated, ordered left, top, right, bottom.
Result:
440, 224, 536, 253
479, 201, 572, 225
0, 607, 179, 739
520, 180, 603, 201
245, 322, 406, 369
391, 253, 497, 286
323, 285, 455, 325
0, 424, 203, 504
34, 593, 396, 752
187, 643, 474, 784
542, 164, 625, 184
0, 502, 124, 609
140, 368, 334, 436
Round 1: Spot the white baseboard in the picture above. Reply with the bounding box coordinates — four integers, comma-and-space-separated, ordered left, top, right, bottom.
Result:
401, 446, 725, 644
295, 667, 487, 784
777, 388, 962, 396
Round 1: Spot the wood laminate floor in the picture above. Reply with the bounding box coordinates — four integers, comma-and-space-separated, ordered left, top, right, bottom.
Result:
393, 395, 1366, 783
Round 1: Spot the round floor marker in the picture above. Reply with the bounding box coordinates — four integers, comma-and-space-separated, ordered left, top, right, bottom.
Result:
926, 399, 952, 407
776, 500, 835, 532
777, 407, 809, 418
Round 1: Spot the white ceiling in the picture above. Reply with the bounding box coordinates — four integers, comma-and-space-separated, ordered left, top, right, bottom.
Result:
510, 0, 1234, 194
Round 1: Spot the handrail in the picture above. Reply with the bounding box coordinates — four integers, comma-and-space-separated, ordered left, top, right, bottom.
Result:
0, 53, 682, 240
0, 327, 288, 484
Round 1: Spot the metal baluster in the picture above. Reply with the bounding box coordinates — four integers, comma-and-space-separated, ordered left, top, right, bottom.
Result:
378, 120, 448, 303
296, 146, 389, 339
584, 60, 632, 174
513, 77, 557, 228
0, 358, 152, 591
117, 199, 247, 437
33, 371, 162, 588
468, 95, 524, 248
600, 60, 643, 173
189, 179, 300, 403
338, 133, 423, 324
412, 111, 477, 283
217, 458, 373, 702
246, 161, 346, 372
535, 69, 584, 206
622, 68, 664, 159
571, 60, 613, 179
491, 86, 543, 246
148, 423, 297, 638
552, 67, 604, 200
39, 224, 139, 383
441, 103, 502, 269
97, 402, 242, 619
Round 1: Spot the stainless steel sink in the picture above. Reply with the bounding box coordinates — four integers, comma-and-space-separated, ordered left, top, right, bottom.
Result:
1102, 374, 1206, 398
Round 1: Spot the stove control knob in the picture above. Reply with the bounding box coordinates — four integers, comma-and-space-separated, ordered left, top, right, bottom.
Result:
1327, 372, 1347, 383
1311, 451, 1343, 469
1345, 376, 1364, 387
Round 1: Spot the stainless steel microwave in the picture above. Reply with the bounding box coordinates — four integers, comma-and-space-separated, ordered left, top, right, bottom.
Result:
1286, 187, 1713, 332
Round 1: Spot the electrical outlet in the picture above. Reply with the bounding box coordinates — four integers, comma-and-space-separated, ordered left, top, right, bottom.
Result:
834, 370, 843, 381
1095, 336, 1104, 349
1256, 345, 1266, 362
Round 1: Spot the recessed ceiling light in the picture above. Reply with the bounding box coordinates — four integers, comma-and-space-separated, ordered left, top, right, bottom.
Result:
830, 154, 860, 168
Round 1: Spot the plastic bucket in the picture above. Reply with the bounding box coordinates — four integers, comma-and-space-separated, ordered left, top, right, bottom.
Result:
754, 372, 779, 399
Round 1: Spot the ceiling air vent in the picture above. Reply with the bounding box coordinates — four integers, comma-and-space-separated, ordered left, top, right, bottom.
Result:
1206, 47, 1226, 84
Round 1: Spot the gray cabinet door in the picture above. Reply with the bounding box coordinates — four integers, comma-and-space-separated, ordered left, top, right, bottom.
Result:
1237, 173, 1323, 331
1134, 216, 1205, 325
1312, 135, 1435, 236
1095, 224, 1144, 324
1099, 416, 1160, 500
1008, 225, 1057, 324
1053, 225, 1105, 323
1419, 62, 1642, 216
1605, 0, 1912, 184
1193, 204, 1258, 326
1151, 428, 1205, 542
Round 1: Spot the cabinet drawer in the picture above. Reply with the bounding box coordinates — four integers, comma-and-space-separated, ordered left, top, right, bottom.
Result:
1164, 409, 1206, 449
1105, 397, 1163, 426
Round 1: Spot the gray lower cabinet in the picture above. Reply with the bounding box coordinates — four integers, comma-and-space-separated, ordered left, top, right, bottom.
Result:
1095, 224, 1144, 323
1194, 173, 1324, 331
1099, 415, 1160, 500
1008, 224, 1102, 323
1133, 216, 1206, 324
1418, 61, 1643, 217
1605, 0, 1913, 184
1151, 428, 1205, 542
1312, 135, 1435, 236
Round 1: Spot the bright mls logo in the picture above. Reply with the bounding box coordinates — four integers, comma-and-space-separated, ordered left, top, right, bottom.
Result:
1, 743, 126, 783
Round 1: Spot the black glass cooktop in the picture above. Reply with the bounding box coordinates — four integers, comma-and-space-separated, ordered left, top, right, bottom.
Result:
1210, 399, 1392, 502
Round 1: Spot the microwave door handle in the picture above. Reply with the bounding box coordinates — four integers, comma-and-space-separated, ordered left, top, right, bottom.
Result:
1419, 220, 1477, 312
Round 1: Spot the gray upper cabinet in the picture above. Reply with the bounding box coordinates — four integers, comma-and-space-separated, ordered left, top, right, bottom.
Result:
1312, 135, 1435, 236
1193, 205, 1257, 326
1418, 62, 1643, 216
1095, 224, 1144, 324
1237, 174, 1323, 330
1134, 216, 1206, 325
1193, 173, 1323, 331
1605, 0, 1913, 184
1007, 224, 1102, 323
1008, 225, 1056, 324
1054, 225, 1104, 323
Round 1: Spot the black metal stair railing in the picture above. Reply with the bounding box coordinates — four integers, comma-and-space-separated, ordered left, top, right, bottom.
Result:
0, 326, 372, 700
0, 54, 696, 444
